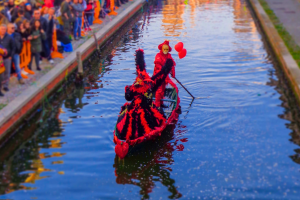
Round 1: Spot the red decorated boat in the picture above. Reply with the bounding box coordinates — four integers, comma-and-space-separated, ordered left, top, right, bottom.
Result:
113, 83, 180, 159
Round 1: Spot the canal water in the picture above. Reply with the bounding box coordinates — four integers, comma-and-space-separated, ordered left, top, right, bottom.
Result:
1, 0, 300, 199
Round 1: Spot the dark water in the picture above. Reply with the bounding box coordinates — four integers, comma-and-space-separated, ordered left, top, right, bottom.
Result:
1, 0, 300, 199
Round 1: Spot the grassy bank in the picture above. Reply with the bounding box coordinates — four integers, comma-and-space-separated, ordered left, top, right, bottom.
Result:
259, 0, 300, 67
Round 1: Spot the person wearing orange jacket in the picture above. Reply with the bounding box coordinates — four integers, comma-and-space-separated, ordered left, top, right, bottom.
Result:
153, 40, 176, 108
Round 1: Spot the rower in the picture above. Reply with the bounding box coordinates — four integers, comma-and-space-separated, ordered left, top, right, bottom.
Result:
153, 40, 176, 108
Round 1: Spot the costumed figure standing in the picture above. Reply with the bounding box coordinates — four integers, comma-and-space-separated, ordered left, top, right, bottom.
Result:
153, 40, 178, 108
114, 49, 175, 158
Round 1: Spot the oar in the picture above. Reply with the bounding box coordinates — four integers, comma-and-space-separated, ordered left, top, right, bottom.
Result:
174, 77, 195, 99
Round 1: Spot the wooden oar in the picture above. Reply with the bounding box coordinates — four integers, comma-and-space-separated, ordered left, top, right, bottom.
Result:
174, 77, 195, 99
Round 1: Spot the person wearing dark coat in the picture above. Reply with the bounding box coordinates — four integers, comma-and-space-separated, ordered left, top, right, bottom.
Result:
31, 10, 48, 33
0, 24, 16, 91
31, 10, 52, 64
56, 29, 71, 44
7, 23, 24, 84
24, 3, 33, 20
33, 0, 44, 10
6, 0, 16, 21
70, 0, 85, 40
43, 7, 56, 64
60, 0, 72, 37
9, 5, 19, 22
54, 0, 64, 6
28, 19, 47, 71
14, 9, 26, 24
19, 19, 32, 40
0, 6, 10, 22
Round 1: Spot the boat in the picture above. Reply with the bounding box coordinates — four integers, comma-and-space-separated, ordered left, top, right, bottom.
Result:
113, 82, 180, 159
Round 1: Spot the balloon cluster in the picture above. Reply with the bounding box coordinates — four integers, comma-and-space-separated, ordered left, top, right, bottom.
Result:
175, 42, 187, 59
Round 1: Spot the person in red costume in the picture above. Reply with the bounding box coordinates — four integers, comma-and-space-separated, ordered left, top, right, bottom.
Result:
153, 40, 176, 108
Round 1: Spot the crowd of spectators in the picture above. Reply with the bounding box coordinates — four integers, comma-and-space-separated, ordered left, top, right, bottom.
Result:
0, 0, 128, 97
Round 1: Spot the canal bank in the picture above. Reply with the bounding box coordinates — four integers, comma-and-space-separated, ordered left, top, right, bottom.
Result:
248, 0, 300, 102
0, 0, 145, 142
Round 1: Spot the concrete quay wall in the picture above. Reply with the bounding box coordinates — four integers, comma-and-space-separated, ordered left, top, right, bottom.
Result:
248, 0, 300, 103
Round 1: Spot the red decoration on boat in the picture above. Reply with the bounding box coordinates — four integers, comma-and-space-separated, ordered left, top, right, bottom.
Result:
113, 48, 181, 159
178, 49, 187, 59
174, 42, 184, 52
180, 138, 188, 142
115, 142, 129, 159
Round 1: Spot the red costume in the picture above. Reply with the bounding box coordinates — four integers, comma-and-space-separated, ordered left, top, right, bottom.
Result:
116, 49, 173, 141
114, 49, 180, 159
154, 41, 176, 107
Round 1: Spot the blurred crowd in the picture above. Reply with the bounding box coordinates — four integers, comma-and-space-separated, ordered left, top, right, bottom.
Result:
0, 0, 129, 97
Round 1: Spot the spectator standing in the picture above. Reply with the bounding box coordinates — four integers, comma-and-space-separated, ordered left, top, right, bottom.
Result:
0, 1, 10, 22
85, 0, 95, 26
24, 3, 33, 20
0, 45, 7, 97
34, 0, 45, 10
41, 6, 49, 16
0, 24, 15, 92
7, 23, 25, 85
20, 19, 32, 40
6, 0, 15, 22
8, 0, 20, 22
7, 0, 15, 10
54, 0, 64, 6
17, 0, 27, 10
31, 10, 53, 64
10, 0, 27, 22
44, 7, 57, 56
80, 0, 87, 10
60, 0, 72, 38
71, 0, 85, 40
15, 9, 26, 24
0, 12, 9, 25
28, 19, 46, 71
31, 10, 48, 32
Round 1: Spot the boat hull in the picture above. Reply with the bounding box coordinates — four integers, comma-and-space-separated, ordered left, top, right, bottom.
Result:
113, 82, 180, 159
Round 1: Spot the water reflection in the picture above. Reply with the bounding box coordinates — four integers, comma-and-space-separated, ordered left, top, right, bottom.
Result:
113, 124, 188, 199
0, 15, 146, 196
0, 116, 65, 194
232, 0, 256, 34
161, 0, 185, 37
1, 0, 300, 198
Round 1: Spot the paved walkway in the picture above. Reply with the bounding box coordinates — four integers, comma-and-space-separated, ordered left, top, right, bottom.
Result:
264, 0, 300, 46
0, 1, 134, 107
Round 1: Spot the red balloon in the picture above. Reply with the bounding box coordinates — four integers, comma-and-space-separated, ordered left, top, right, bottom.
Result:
178, 48, 187, 59
175, 42, 184, 52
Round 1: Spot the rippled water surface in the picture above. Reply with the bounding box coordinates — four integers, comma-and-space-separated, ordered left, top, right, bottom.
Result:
1, 0, 300, 199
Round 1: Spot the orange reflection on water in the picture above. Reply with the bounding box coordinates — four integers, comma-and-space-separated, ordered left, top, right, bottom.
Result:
161, 0, 185, 37
232, 0, 256, 33
160, 0, 257, 37
21, 113, 67, 187
0, 110, 66, 195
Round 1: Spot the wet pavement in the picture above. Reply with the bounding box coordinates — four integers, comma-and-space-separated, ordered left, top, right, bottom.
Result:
1, 0, 300, 199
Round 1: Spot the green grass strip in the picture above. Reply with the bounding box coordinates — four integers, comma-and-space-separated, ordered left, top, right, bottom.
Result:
259, 0, 300, 67
0, 104, 7, 110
